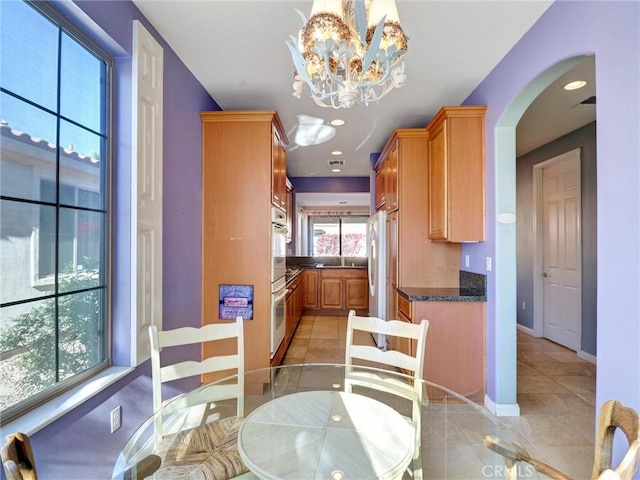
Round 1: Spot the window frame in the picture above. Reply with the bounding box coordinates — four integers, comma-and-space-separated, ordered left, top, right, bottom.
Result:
0, 0, 114, 423
308, 214, 368, 257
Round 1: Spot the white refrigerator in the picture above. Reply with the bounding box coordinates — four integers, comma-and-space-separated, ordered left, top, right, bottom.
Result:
367, 210, 387, 349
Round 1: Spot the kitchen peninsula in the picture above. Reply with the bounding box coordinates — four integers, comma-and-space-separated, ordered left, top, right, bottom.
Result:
397, 271, 486, 403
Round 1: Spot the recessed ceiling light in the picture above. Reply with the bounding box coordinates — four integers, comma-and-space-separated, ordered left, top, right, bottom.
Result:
331, 168, 341, 173
331, 150, 342, 156
330, 119, 345, 126
563, 80, 587, 90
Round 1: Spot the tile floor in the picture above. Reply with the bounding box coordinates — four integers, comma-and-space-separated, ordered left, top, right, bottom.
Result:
283, 314, 597, 479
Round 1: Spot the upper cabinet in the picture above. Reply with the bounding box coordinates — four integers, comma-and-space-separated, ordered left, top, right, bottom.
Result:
374, 143, 398, 212
200, 110, 288, 373
377, 129, 461, 309
426, 106, 486, 243
272, 127, 287, 211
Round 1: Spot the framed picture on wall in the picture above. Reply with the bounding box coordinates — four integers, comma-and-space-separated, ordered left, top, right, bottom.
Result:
219, 284, 254, 320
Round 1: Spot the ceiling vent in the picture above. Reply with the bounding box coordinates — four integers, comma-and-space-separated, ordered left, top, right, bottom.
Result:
580, 95, 596, 105
327, 159, 345, 167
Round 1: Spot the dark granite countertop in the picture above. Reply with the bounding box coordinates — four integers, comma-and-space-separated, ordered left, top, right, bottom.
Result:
397, 271, 487, 302
397, 286, 486, 302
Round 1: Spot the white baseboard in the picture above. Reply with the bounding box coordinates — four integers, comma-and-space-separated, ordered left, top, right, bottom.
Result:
578, 350, 597, 364
516, 323, 537, 336
484, 394, 521, 417
517, 324, 597, 365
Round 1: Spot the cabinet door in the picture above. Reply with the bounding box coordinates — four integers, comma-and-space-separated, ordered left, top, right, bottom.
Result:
427, 119, 447, 241
278, 142, 286, 210
272, 129, 286, 210
345, 278, 368, 310
320, 278, 343, 309
303, 270, 319, 309
386, 144, 398, 212
386, 210, 398, 286
374, 163, 386, 210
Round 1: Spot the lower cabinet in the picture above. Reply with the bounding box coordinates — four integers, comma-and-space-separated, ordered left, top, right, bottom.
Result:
398, 294, 486, 403
272, 273, 304, 367
304, 268, 368, 314
286, 274, 303, 345
345, 278, 368, 310
320, 277, 343, 309
320, 269, 368, 313
303, 270, 319, 309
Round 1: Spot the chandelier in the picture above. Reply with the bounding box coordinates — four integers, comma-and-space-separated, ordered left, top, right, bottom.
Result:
286, 0, 408, 109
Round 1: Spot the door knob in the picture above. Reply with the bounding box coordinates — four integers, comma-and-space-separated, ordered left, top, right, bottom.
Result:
540, 272, 548, 277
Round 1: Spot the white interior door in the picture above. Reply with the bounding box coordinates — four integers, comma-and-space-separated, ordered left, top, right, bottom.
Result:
541, 149, 581, 350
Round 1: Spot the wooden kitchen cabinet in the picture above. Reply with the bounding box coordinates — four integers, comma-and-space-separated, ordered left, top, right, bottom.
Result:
398, 294, 486, 403
376, 129, 461, 307
272, 128, 287, 211
345, 277, 368, 310
374, 165, 386, 210
304, 268, 368, 314
374, 145, 398, 212
201, 110, 288, 375
426, 106, 486, 242
320, 277, 343, 309
285, 273, 303, 346
303, 269, 319, 309
320, 269, 368, 312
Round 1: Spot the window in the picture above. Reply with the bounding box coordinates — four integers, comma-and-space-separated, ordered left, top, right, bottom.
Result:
0, 0, 111, 422
310, 215, 368, 256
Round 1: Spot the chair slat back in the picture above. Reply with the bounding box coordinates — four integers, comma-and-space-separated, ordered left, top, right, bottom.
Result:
344, 310, 429, 479
345, 311, 429, 379
149, 316, 245, 438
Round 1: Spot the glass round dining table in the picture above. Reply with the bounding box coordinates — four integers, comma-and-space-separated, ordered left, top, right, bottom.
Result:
112, 363, 538, 480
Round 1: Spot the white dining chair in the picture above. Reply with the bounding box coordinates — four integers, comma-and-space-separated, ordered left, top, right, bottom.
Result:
344, 310, 429, 480
148, 316, 248, 479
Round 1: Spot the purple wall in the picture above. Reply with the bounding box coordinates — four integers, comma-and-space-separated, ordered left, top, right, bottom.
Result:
22, 1, 221, 478
463, 0, 640, 418
290, 176, 370, 193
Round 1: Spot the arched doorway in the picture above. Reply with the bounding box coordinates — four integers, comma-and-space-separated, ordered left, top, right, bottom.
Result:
493, 55, 595, 413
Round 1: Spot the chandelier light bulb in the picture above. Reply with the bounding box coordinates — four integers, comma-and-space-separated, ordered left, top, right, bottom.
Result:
286, 0, 408, 109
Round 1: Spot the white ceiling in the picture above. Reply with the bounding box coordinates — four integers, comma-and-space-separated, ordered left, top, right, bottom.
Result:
133, 1, 596, 206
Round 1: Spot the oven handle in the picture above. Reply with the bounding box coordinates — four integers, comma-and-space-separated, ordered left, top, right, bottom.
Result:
273, 288, 287, 303
273, 224, 288, 235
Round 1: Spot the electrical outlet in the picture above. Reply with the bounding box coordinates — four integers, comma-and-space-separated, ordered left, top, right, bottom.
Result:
464, 255, 470, 268
521, 301, 526, 310
486, 256, 492, 272
110, 405, 121, 433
